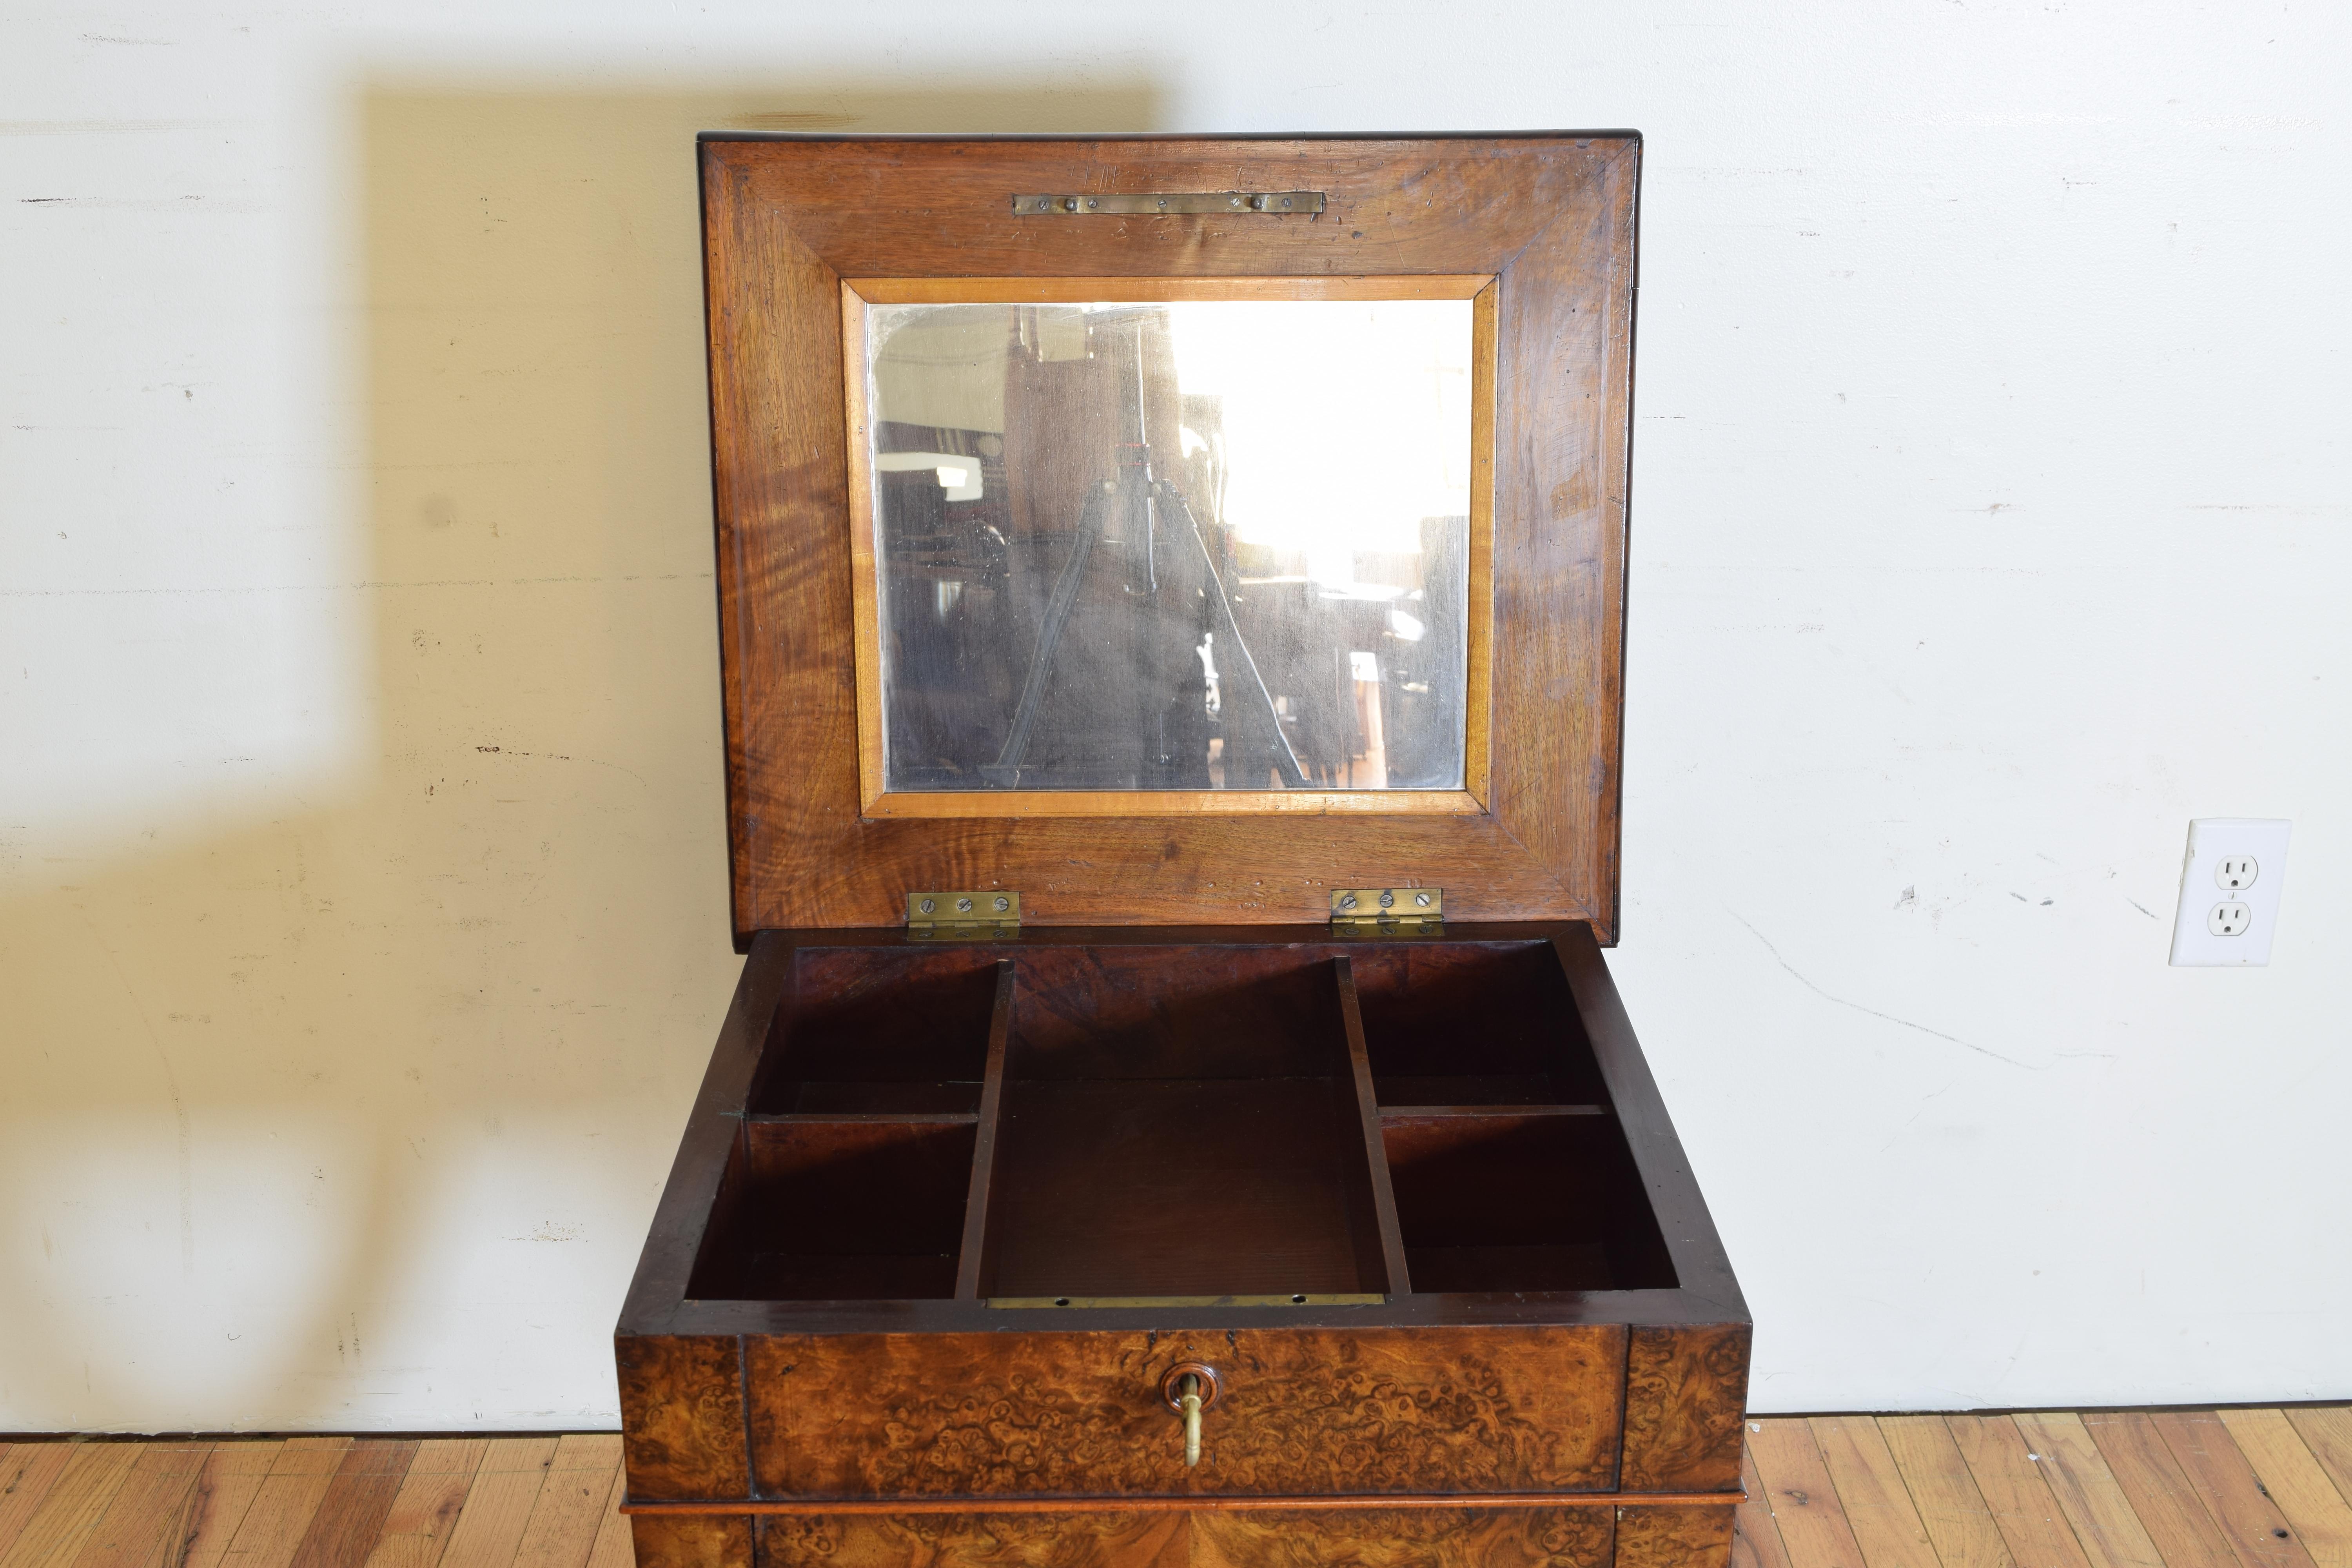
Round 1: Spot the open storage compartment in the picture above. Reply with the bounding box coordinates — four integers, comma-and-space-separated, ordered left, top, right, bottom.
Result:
975, 946, 1395, 1303
686, 933, 1678, 1306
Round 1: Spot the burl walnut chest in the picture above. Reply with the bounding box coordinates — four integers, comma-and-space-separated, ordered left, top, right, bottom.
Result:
616, 133, 1749, 1568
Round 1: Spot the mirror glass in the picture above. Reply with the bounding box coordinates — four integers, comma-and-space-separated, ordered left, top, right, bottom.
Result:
863, 297, 1473, 793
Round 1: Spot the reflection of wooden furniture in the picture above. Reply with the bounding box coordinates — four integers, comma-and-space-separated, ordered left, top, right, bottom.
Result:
622, 134, 1746, 1568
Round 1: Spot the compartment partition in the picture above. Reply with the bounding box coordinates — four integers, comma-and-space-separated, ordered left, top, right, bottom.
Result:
1331, 957, 1414, 1299
951, 960, 1016, 1298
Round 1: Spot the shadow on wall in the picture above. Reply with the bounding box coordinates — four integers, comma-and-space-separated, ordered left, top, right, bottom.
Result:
0, 80, 1163, 1430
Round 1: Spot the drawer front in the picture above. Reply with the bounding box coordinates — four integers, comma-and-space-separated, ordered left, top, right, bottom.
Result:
745, 1325, 1627, 1499
755, 1507, 1619, 1567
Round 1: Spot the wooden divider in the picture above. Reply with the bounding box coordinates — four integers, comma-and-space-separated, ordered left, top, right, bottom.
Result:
954, 960, 1017, 1299
1332, 956, 1415, 1298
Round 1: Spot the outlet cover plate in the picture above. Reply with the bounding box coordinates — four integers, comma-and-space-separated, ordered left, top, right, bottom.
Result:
2170, 818, 2291, 967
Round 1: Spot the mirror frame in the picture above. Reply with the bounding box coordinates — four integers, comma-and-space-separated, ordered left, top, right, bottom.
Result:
842, 274, 1497, 819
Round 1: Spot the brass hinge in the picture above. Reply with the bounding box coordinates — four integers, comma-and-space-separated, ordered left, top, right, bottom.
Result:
907, 890, 1020, 939
1330, 887, 1443, 936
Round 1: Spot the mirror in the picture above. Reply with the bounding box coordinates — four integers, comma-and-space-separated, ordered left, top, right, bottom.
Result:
861, 296, 1474, 795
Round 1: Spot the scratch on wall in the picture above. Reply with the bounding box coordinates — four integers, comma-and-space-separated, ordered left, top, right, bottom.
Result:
1730, 909, 2042, 1071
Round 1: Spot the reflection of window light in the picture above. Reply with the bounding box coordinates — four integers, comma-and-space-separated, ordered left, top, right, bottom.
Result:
1165, 299, 1471, 579
1348, 650, 1381, 683
1388, 608, 1427, 641
875, 451, 984, 501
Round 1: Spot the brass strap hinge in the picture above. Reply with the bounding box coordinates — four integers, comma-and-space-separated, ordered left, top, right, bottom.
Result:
907, 890, 1020, 939
1330, 887, 1443, 936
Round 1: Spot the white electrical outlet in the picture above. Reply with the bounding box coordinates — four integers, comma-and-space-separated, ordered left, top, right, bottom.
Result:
2170, 818, 2290, 966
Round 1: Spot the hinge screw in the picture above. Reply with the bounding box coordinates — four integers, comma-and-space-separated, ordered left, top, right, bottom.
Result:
1337, 893, 1358, 911
956, 897, 974, 913
1377, 890, 1395, 909
993, 896, 1011, 912
918, 898, 936, 914
1415, 892, 1433, 907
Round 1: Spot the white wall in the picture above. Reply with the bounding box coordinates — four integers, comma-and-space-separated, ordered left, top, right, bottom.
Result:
2, 0, 2345, 1432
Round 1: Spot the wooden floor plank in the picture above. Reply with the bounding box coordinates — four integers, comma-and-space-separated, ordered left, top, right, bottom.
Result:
2287, 1413, 2352, 1514
288, 1441, 421, 1568
2086, 1411, 2243, 1568
1880, 1416, 2015, 1568
2220, 1410, 2352, 1568
71, 1443, 216, 1568
433, 1439, 557, 1568
1748, 1419, 1869, 1568
215, 1439, 356, 1568
1946, 1416, 2094, 1568
576, 1472, 630, 1568
2011, 1413, 2165, 1568
576, 1510, 628, 1568
0, 1445, 79, 1562
2155, 1411, 2322, 1568
0, 1443, 143, 1568
510, 1441, 621, 1568
182, 1443, 287, 1568
359, 1439, 490, 1568
1734, 1435, 1801, 1568
1811, 1417, 1943, 1568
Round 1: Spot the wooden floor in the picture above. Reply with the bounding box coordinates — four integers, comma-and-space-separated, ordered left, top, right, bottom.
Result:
0, 1409, 2345, 1568
1738, 1411, 2352, 1568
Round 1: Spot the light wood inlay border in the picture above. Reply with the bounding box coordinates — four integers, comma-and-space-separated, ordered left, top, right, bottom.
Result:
841, 273, 1497, 822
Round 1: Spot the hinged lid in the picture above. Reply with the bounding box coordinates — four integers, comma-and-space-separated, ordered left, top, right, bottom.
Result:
699, 133, 1640, 938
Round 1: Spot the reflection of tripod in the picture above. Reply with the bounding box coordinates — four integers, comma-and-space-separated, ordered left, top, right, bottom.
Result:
984, 453, 1306, 789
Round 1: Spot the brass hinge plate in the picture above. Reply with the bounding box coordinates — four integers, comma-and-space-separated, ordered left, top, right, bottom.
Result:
1013, 191, 1327, 217
907, 890, 1020, 939
1330, 886, 1443, 935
